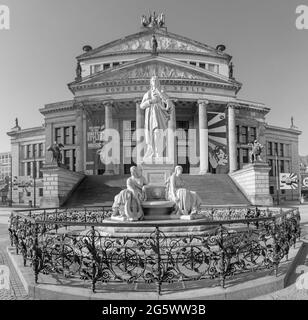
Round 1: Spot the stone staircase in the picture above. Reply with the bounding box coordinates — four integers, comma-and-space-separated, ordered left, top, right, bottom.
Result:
63, 174, 250, 208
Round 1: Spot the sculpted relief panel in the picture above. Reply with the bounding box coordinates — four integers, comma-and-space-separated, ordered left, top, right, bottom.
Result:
102, 35, 209, 54
107, 63, 203, 80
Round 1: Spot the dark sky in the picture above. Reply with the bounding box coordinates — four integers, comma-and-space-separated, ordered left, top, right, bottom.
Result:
1, 0, 307, 153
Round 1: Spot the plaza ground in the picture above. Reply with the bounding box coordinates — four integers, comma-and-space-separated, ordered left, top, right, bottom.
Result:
0, 203, 308, 300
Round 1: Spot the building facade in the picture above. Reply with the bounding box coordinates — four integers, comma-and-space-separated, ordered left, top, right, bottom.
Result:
7, 15, 302, 204
7, 123, 45, 206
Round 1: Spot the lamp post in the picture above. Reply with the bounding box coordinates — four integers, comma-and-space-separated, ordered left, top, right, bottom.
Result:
33, 146, 36, 208
275, 152, 280, 205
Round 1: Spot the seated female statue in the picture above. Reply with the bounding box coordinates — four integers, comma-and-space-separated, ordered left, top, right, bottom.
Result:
112, 166, 147, 221
166, 165, 202, 215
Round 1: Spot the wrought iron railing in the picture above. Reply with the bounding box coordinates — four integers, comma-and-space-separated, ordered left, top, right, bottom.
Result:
8, 205, 300, 295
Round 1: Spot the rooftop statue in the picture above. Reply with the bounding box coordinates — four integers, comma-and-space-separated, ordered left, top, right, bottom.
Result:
141, 11, 165, 28
248, 140, 264, 163
140, 75, 174, 161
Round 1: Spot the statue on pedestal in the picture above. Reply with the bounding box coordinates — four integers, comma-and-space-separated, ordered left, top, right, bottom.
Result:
248, 140, 264, 163
140, 76, 174, 162
47, 141, 64, 166
166, 165, 202, 215
112, 166, 147, 221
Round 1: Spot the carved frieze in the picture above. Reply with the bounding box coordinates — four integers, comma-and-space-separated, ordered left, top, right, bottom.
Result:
102, 35, 209, 54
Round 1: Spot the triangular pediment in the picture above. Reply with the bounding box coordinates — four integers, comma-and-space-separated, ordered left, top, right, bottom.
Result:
78, 29, 228, 60
76, 56, 237, 86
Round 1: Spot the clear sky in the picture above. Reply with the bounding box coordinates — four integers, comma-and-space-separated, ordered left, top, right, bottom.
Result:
1, 0, 308, 154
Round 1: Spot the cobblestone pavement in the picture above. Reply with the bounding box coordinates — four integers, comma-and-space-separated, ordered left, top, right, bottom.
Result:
0, 209, 34, 300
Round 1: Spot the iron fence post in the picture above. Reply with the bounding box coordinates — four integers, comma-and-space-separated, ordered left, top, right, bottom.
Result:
219, 225, 225, 288
91, 226, 96, 293
155, 227, 162, 295
33, 223, 39, 283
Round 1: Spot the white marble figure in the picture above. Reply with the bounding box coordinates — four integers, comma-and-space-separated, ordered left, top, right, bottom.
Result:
166, 165, 202, 215
112, 166, 147, 221
140, 76, 174, 161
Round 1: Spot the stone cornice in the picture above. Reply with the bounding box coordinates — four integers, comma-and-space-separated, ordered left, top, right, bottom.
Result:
69, 78, 241, 95
265, 124, 302, 135
39, 100, 76, 115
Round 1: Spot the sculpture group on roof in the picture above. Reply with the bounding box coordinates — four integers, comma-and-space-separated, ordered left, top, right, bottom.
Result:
141, 11, 165, 28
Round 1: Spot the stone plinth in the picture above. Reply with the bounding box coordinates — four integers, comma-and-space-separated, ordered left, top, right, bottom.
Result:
40, 164, 85, 208
229, 162, 273, 206
142, 163, 174, 186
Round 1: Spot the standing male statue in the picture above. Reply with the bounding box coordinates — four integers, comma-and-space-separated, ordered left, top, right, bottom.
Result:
140, 76, 174, 162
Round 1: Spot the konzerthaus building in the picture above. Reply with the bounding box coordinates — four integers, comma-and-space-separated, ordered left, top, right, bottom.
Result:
7, 14, 301, 204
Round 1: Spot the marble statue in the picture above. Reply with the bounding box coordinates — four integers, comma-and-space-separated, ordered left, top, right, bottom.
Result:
151, 34, 158, 54
47, 141, 64, 166
140, 75, 174, 161
112, 166, 147, 221
248, 140, 264, 163
75, 62, 82, 81
166, 165, 202, 215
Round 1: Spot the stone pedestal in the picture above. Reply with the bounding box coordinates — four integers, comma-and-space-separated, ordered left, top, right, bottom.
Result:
229, 162, 273, 206
142, 163, 174, 186
40, 164, 85, 208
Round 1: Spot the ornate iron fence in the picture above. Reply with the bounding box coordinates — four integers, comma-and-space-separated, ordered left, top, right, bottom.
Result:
8, 206, 300, 295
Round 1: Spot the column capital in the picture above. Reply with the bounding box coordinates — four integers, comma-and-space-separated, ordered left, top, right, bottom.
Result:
197, 99, 210, 106
227, 103, 239, 109
102, 100, 114, 107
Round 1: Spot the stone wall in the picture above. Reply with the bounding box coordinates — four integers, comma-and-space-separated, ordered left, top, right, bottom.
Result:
229, 163, 273, 206
40, 164, 85, 208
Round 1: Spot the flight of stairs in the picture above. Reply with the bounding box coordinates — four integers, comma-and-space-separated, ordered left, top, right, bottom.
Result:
63, 174, 250, 208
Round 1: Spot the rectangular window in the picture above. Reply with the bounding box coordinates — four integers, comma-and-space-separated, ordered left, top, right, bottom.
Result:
242, 149, 249, 164
33, 161, 37, 178
208, 64, 215, 72
26, 162, 31, 176
64, 127, 70, 145
26, 191, 31, 197
103, 63, 110, 70
274, 142, 278, 156
280, 143, 284, 157
189, 61, 196, 66
268, 159, 274, 176
240, 126, 248, 144
113, 62, 120, 67
26, 145, 31, 159
94, 64, 101, 73
249, 127, 257, 143
55, 128, 62, 144
64, 150, 70, 169
269, 186, 274, 194
236, 126, 240, 143
280, 160, 285, 173
199, 63, 205, 69
39, 188, 43, 197
38, 143, 44, 157
72, 126, 76, 144
33, 144, 37, 158
72, 149, 76, 172
267, 142, 273, 156
285, 160, 290, 173
39, 161, 44, 178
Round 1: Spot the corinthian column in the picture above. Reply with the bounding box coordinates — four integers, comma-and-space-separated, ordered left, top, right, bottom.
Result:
228, 104, 237, 173
167, 102, 176, 164
135, 99, 144, 165
104, 101, 114, 175
198, 100, 209, 174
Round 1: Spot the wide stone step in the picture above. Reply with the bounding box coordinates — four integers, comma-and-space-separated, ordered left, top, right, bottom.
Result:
63, 173, 250, 207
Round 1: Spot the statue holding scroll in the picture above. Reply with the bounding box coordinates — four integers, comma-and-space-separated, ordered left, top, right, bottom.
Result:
140, 76, 174, 161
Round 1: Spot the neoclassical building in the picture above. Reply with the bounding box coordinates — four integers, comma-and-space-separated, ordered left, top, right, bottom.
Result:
8, 14, 301, 204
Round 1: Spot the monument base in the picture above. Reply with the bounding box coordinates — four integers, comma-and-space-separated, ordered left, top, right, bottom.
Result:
142, 163, 174, 186
229, 162, 273, 206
